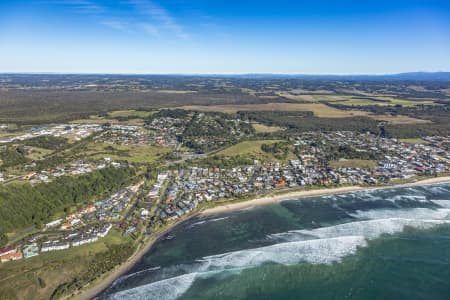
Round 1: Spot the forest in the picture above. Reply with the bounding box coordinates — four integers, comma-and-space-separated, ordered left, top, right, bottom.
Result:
0, 167, 136, 241
238, 110, 450, 138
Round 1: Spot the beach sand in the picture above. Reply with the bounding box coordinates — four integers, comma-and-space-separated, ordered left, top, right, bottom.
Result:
201, 176, 450, 216
73, 176, 450, 299
71, 214, 199, 300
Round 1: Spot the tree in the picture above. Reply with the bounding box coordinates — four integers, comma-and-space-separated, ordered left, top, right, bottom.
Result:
0, 233, 8, 247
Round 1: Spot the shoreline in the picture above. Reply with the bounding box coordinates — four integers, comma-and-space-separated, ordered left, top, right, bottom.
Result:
74, 176, 450, 299
201, 176, 450, 216
72, 213, 200, 300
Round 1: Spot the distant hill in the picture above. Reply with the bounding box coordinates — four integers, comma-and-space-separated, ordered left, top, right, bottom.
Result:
222, 72, 450, 81
1, 72, 450, 81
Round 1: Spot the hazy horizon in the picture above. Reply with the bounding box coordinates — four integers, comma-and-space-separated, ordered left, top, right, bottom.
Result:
1, 0, 449, 74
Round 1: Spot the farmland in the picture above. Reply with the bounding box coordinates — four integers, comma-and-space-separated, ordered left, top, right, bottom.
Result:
179, 103, 371, 118
252, 123, 285, 133
278, 92, 439, 107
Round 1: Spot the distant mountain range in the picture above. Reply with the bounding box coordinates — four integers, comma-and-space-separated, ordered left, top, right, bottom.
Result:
218, 72, 450, 81
1, 72, 450, 81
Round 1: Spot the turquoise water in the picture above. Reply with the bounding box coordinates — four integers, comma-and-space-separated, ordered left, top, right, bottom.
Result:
100, 184, 450, 300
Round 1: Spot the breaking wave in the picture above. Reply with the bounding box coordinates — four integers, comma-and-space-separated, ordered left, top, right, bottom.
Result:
103, 183, 450, 300
270, 218, 449, 243
430, 200, 450, 208
350, 208, 450, 221
104, 236, 366, 300
106, 273, 199, 300
186, 217, 230, 229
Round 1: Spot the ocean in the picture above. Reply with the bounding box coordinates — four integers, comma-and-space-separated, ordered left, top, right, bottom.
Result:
99, 183, 450, 300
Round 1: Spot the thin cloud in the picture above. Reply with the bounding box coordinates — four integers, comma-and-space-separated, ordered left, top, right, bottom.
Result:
101, 21, 129, 31
40, 0, 187, 38
140, 23, 160, 37
127, 0, 189, 39
42, 0, 105, 14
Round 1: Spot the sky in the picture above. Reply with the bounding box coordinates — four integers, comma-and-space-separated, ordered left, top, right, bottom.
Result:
0, 0, 450, 74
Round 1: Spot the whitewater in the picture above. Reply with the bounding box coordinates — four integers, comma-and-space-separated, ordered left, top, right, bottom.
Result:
101, 183, 450, 300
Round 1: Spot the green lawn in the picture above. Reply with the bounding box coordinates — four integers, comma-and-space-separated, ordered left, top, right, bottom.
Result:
25, 147, 53, 160
399, 138, 430, 144
0, 227, 130, 300
108, 110, 153, 119
85, 143, 173, 163
217, 140, 296, 162
252, 123, 285, 133
330, 159, 377, 169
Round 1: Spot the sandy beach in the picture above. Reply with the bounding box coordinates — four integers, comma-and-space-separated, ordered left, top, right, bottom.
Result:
73, 176, 450, 299
202, 176, 450, 216
72, 214, 199, 300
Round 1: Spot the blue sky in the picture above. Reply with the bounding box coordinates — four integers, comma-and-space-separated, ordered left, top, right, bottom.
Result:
0, 0, 449, 74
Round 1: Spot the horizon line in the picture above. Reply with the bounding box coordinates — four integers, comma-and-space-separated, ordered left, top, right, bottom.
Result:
0, 71, 449, 76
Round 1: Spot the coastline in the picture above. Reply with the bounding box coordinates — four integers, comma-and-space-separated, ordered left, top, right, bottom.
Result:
201, 176, 450, 216
72, 213, 200, 300
73, 176, 450, 299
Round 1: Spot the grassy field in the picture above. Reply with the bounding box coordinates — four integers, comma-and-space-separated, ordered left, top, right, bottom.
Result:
371, 114, 432, 124
84, 143, 172, 163
330, 159, 377, 169
277, 92, 438, 107
179, 103, 371, 118
156, 90, 197, 94
325, 95, 437, 107
399, 138, 430, 144
70, 115, 110, 124
179, 103, 433, 124
0, 228, 129, 300
278, 93, 342, 102
107, 110, 153, 118
252, 123, 285, 133
25, 147, 53, 160
71, 110, 151, 126
216, 140, 296, 162
370, 96, 437, 107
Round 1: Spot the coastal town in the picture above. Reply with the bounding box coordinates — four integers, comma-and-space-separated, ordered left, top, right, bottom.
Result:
1, 112, 450, 265
1, 0, 450, 297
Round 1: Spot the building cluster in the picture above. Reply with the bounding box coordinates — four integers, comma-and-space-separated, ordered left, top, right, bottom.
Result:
1, 181, 142, 264
0, 124, 102, 144
145, 116, 188, 146
300, 131, 450, 181
95, 120, 183, 147
181, 112, 254, 152
23, 158, 123, 183
40, 223, 113, 252
137, 133, 450, 228
94, 113, 253, 153
2, 127, 450, 264
94, 181, 143, 221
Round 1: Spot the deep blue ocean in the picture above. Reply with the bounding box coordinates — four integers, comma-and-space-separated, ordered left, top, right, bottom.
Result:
99, 183, 450, 300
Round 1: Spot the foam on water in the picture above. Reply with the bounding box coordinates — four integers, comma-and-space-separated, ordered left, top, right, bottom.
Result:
390, 194, 428, 202
104, 184, 450, 300
270, 218, 449, 243
198, 235, 366, 269
431, 200, 450, 208
186, 217, 230, 229
105, 273, 199, 300
428, 185, 450, 194
350, 208, 450, 221
111, 266, 161, 288
105, 236, 366, 300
